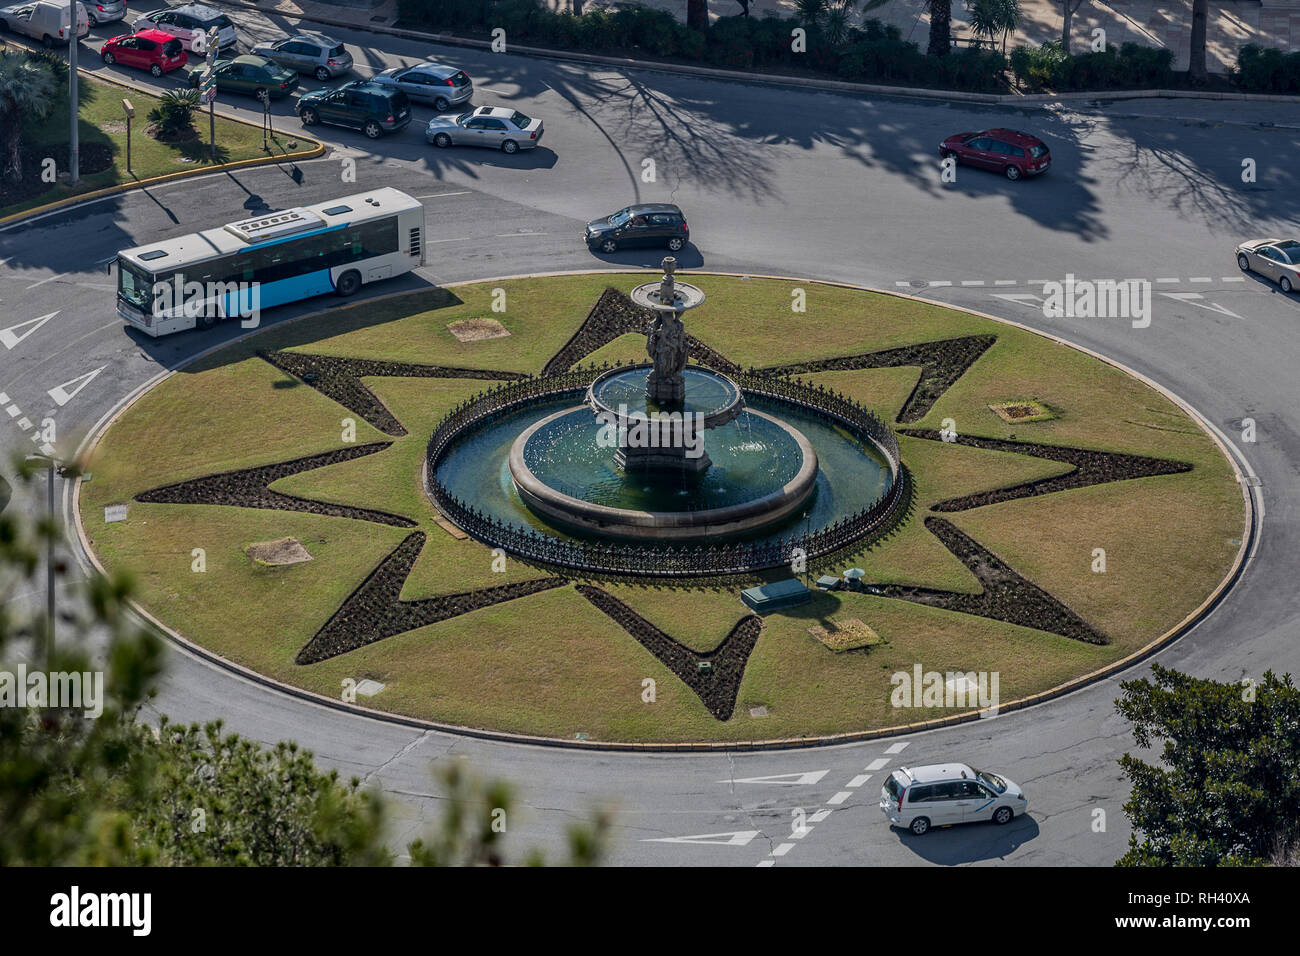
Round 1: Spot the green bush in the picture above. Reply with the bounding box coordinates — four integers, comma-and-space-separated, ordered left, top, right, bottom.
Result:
676, 24, 707, 61
1009, 39, 1069, 91
1235, 43, 1300, 93
147, 89, 201, 138
1114, 41, 1173, 86
706, 16, 757, 69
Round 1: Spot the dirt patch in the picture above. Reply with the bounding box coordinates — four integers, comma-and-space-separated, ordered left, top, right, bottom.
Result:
246, 537, 313, 566
808, 618, 881, 651
448, 317, 510, 342
989, 400, 1055, 424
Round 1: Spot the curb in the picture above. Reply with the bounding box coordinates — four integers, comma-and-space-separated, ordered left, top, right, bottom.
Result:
0, 68, 326, 228
219, 0, 1300, 111
69, 269, 1256, 754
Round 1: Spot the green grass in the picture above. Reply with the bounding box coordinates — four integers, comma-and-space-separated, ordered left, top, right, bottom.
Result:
1, 70, 318, 218
79, 274, 1247, 742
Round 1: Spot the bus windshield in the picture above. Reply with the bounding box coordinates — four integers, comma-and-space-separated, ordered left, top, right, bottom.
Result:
117, 260, 155, 310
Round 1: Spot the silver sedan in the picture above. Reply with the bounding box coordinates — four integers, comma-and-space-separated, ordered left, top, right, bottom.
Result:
1237, 238, 1300, 293
425, 107, 544, 155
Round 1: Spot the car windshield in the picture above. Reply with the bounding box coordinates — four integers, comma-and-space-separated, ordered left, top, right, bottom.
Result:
455, 111, 475, 124
1029, 144, 1048, 158
609, 209, 632, 227
508, 111, 532, 128
213, 14, 231, 27
975, 769, 1006, 793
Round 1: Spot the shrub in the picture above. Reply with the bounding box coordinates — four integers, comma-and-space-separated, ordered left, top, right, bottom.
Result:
676, 24, 707, 61
23, 47, 68, 81
1114, 41, 1173, 86
1010, 39, 1069, 91
147, 89, 201, 138
706, 16, 757, 69
1068, 47, 1117, 89
1234, 43, 1300, 93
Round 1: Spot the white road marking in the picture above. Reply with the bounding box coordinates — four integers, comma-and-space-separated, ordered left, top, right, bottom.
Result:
756, 859, 775, 867
16, 418, 30, 430
416, 191, 471, 199
865, 757, 890, 771
48, 365, 106, 407
643, 830, 760, 846
885, 742, 910, 754
6, 405, 19, 417
0, 393, 7, 404
1189, 277, 1212, 282
770, 843, 794, 857
0, 311, 59, 350
928, 280, 952, 287
1158, 292, 1243, 319
24, 272, 67, 290
990, 292, 1045, 309
725, 769, 829, 786
809, 809, 832, 823
790, 825, 813, 839
1222, 276, 1246, 282
425, 236, 471, 244
993, 279, 1017, 286
960, 280, 985, 286
826, 791, 853, 805
847, 774, 872, 788
494, 231, 548, 237
1156, 277, 1180, 284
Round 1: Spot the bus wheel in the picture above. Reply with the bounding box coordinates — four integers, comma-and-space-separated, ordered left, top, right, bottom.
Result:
197, 313, 217, 331
336, 271, 361, 297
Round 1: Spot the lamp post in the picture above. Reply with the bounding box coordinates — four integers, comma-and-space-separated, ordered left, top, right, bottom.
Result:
67, 0, 79, 184
122, 98, 134, 174
25, 453, 60, 668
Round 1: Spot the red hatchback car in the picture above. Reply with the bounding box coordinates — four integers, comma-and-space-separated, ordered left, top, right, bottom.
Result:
939, 128, 1051, 181
101, 29, 188, 77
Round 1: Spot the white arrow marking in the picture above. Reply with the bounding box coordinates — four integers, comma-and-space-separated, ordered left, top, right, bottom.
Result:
0, 311, 59, 350
722, 769, 829, 786
990, 293, 1044, 309
1158, 292, 1243, 319
642, 830, 759, 846
48, 365, 106, 407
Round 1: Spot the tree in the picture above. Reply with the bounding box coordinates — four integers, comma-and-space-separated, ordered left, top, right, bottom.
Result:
687, 0, 708, 31
0, 460, 608, 866
1188, 0, 1208, 83
1060, 0, 1088, 54
1115, 664, 1300, 866
0, 51, 59, 184
928, 0, 952, 57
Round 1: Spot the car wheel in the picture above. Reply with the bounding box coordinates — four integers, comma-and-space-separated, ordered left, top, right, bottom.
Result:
363, 121, 383, 139
102, 51, 115, 64
599, 238, 618, 254
1237, 253, 1251, 272
501, 139, 519, 154
150, 63, 162, 77
299, 107, 319, 126
1004, 164, 1022, 181
87, 13, 97, 26
314, 66, 330, 81
909, 816, 931, 836
433, 96, 450, 112
336, 270, 362, 297
1282, 276, 1294, 294
993, 806, 1013, 825
667, 237, 684, 251
433, 132, 452, 149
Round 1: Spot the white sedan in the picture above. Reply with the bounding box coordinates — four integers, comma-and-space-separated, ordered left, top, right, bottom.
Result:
425, 106, 544, 155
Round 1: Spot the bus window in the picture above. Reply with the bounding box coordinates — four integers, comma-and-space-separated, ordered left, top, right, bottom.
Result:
118, 261, 155, 310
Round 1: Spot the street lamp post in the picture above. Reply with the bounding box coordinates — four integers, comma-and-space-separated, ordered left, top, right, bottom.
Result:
122, 99, 134, 174
26, 454, 58, 668
68, 0, 79, 184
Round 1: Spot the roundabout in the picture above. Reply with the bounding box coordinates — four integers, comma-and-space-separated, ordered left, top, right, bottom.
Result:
75, 271, 1248, 745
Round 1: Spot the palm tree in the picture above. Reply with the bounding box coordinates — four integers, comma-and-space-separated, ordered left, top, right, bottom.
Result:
0, 51, 59, 184
688, 0, 708, 31
928, 0, 952, 57
968, 0, 1020, 53
1188, 0, 1208, 82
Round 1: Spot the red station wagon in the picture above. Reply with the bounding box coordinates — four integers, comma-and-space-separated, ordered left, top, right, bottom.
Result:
101, 29, 188, 77
939, 128, 1051, 181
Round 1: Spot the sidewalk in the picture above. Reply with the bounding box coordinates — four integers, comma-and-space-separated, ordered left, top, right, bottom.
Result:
250, 0, 1296, 75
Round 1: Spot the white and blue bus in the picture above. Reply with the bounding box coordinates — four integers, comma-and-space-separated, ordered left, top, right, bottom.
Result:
115, 187, 425, 336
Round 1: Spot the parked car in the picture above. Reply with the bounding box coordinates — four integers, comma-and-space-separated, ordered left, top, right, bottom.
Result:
187, 54, 297, 99
133, 3, 235, 54
297, 80, 411, 139
371, 61, 472, 111
939, 128, 1051, 181
880, 763, 1029, 836
425, 106, 543, 154
1236, 237, 1300, 293
250, 32, 351, 81
101, 28, 186, 76
85, 0, 126, 26
0, 0, 88, 48
584, 203, 689, 254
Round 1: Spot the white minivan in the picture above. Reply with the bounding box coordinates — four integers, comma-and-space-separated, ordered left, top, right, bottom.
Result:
880, 763, 1028, 836
0, 0, 89, 47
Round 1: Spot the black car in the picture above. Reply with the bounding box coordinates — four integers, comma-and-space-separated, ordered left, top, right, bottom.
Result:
585, 203, 689, 254
298, 81, 412, 139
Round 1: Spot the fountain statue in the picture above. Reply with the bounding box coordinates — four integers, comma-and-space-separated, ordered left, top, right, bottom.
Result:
644, 259, 690, 405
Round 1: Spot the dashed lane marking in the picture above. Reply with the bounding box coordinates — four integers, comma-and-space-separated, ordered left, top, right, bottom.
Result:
885, 742, 910, 754
826, 791, 853, 806
847, 774, 872, 788
771, 843, 794, 857
865, 757, 890, 771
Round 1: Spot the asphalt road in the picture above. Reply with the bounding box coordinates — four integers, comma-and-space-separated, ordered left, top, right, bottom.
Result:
0, 4, 1296, 866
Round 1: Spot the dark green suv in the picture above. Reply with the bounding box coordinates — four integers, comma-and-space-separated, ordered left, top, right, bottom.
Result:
297, 80, 412, 139
187, 54, 298, 99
